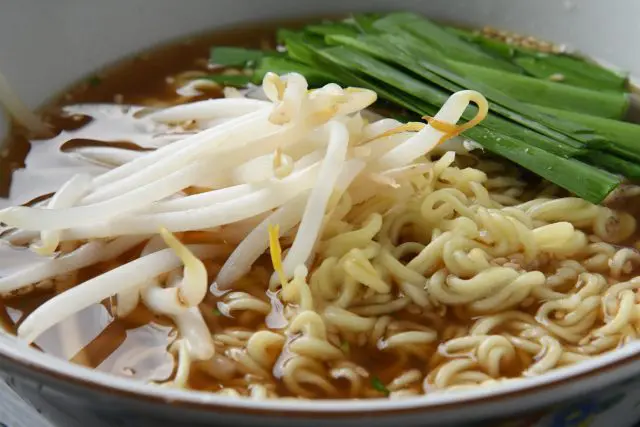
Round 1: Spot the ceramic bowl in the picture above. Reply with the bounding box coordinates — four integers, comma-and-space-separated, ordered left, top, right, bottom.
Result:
1, 1, 640, 426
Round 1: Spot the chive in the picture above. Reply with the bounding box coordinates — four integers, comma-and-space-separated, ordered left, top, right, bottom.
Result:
452, 61, 630, 119
353, 23, 616, 146
318, 45, 582, 157
450, 27, 628, 91
464, 127, 621, 204
372, 12, 520, 73
445, 27, 517, 59
318, 46, 448, 107
324, 32, 595, 151
313, 46, 619, 202
513, 56, 623, 90
276, 28, 297, 45
530, 53, 628, 90
209, 47, 267, 67
581, 151, 640, 179
319, 46, 619, 202
279, 31, 427, 114
306, 22, 360, 38
534, 105, 640, 163
277, 31, 370, 91
418, 98, 621, 204
371, 376, 390, 395
201, 74, 252, 87
345, 13, 381, 34
278, 31, 356, 87
280, 30, 327, 66
254, 16, 625, 202
212, 308, 222, 316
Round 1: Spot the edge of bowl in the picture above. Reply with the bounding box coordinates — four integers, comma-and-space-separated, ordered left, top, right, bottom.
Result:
1, 332, 640, 417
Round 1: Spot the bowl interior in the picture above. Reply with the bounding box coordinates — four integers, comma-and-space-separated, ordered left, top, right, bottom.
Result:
1, 0, 640, 414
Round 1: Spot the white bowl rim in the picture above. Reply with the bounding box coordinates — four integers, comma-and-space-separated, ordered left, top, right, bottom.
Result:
1, 328, 640, 414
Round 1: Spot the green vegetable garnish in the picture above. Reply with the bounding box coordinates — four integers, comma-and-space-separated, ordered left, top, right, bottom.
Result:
452, 61, 629, 119
534, 105, 640, 163
340, 341, 350, 354
209, 47, 266, 67
212, 308, 222, 316
201, 74, 252, 88
305, 22, 360, 38
449, 26, 628, 91
210, 11, 640, 203
321, 35, 589, 152
311, 44, 621, 202
371, 376, 389, 395
372, 12, 520, 73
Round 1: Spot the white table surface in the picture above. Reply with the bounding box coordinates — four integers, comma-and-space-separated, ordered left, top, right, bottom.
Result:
0, 381, 51, 427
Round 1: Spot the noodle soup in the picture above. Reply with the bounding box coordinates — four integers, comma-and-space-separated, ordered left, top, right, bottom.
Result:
1, 16, 640, 402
